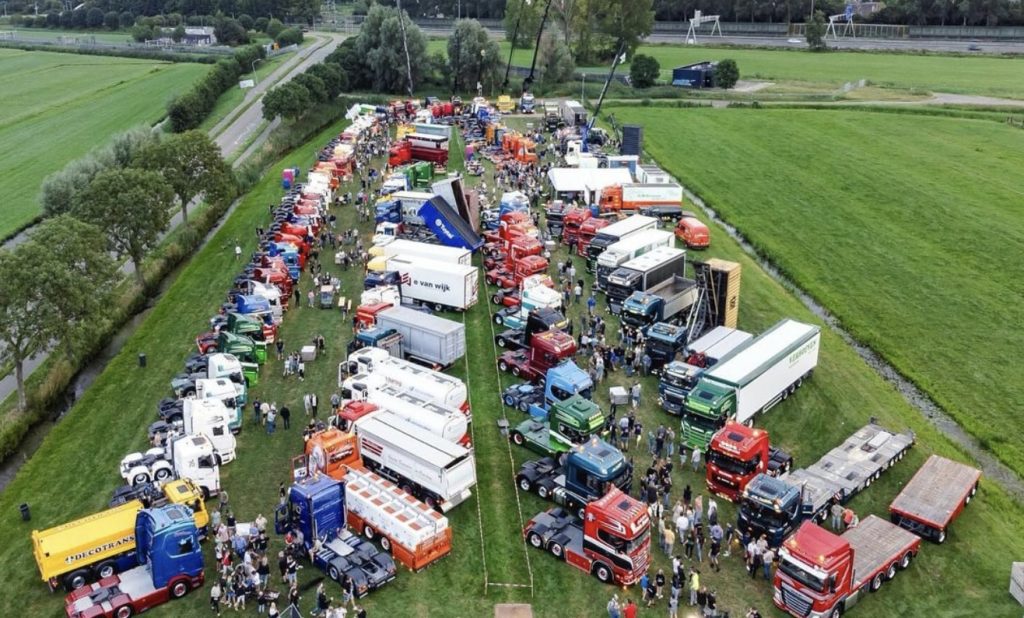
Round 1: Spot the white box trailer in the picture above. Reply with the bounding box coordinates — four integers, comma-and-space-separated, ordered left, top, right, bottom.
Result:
595, 229, 674, 289
382, 255, 479, 312
353, 411, 477, 512
686, 326, 753, 366
341, 347, 469, 415
343, 467, 452, 571
697, 318, 820, 424
636, 164, 671, 185
341, 374, 469, 446
369, 239, 472, 265
374, 306, 466, 367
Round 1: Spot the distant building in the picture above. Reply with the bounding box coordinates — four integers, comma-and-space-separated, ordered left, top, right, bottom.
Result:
159, 26, 217, 46
671, 62, 718, 88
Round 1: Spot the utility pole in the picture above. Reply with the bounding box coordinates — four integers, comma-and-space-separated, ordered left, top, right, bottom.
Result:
395, 0, 415, 98
524, 0, 552, 94
503, 0, 529, 93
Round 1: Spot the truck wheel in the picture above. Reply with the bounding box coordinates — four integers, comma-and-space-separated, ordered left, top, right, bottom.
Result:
593, 563, 612, 583
154, 468, 172, 482
886, 562, 898, 580
899, 551, 913, 570
511, 366, 522, 377
433, 303, 445, 312
169, 413, 183, 424
503, 394, 515, 407
498, 360, 510, 372
518, 476, 532, 492
380, 536, 392, 553
96, 561, 116, 579
170, 579, 189, 599
132, 472, 150, 485
527, 531, 544, 549
65, 570, 90, 591
870, 573, 883, 592
493, 314, 503, 325
511, 432, 525, 446
537, 485, 550, 499
328, 566, 340, 581
115, 606, 133, 618
937, 530, 947, 544
828, 608, 843, 618
549, 542, 565, 559
497, 337, 507, 348
518, 401, 530, 413
364, 526, 376, 541
486, 275, 495, 285
492, 294, 503, 305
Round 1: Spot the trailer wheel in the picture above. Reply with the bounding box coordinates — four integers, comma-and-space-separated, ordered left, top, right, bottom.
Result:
364, 526, 376, 541
380, 536, 392, 553
970, 482, 978, 497
965, 492, 972, 505
511, 431, 525, 446
593, 563, 613, 583
498, 359, 510, 372
526, 531, 544, 549
899, 551, 913, 570
433, 303, 445, 312
869, 572, 883, 592
65, 570, 90, 591
115, 605, 133, 618
537, 485, 550, 499
518, 476, 532, 492
170, 579, 190, 599
96, 561, 116, 579
937, 530, 947, 544
549, 542, 565, 559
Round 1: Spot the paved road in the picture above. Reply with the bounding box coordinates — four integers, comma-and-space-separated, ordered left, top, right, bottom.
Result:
418, 24, 1024, 54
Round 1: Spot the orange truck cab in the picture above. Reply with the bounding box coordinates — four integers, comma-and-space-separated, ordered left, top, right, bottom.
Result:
674, 216, 710, 249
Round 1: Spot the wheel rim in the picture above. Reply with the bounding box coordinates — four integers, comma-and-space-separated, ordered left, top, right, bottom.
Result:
529, 533, 542, 548
499, 361, 508, 371
365, 527, 375, 540
887, 564, 897, 580
900, 553, 912, 569
518, 478, 531, 492
596, 566, 610, 582
329, 566, 340, 580
938, 531, 946, 543
116, 607, 131, 618
98, 564, 115, 579
381, 537, 391, 552
551, 543, 563, 558
172, 581, 188, 598
503, 395, 514, 406
70, 573, 87, 590
512, 433, 524, 445
133, 473, 149, 485
538, 486, 549, 499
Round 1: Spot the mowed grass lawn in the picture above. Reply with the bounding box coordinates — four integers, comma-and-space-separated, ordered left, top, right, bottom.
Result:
1, 109, 1022, 618
427, 39, 1024, 98
0, 49, 207, 238
613, 106, 1024, 481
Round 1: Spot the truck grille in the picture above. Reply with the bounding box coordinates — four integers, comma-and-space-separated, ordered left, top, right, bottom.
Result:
781, 584, 812, 618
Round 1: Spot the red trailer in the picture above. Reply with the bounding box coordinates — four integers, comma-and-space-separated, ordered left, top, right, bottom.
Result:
888, 455, 981, 544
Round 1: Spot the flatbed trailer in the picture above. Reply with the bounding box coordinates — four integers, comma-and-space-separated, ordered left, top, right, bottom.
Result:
889, 454, 981, 543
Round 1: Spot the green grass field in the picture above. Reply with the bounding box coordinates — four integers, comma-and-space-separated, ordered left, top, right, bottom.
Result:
427, 39, 1024, 98
0, 111, 1021, 618
6, 27, 133, 44
0, 49, 208, 238
612, 105, 1024, 482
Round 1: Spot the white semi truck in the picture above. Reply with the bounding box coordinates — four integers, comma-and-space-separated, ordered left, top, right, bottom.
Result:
119, 434, 222, 498
339, 374, 470, 446
342, 347, 469, 415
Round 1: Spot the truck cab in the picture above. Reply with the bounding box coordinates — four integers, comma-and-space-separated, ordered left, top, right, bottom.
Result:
657, 360, 706, 414
181, 399, 237, 464
213, 331, 267, 365
510, 394, 606, 456
575, 218, 610, 256
520, 92, 536, 113
706, 422, 791, 502
501, 360, 593, 412
680, 378, 735, 447
643, 322, 688, 370
494, 306, 568, 348
517, 437, 633, 516
738, 474, 803, 547
561, 207, 592, 247
194, 377, 244, 433
486, 254, 549, 289
497, 329, 578, 383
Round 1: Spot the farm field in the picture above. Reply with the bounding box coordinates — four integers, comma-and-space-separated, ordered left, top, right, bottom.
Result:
0, 49, 208, 238
426, 39, 1024, 98
4, 27, 132, 44
612, 105, 1024, 482
0, 110, 1021, 618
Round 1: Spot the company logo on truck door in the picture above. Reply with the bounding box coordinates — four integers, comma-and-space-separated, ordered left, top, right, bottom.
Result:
786, 337, 819, 368
64, 535, 134, 564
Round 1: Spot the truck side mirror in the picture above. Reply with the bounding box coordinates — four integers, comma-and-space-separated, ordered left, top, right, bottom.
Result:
829, 576, 836, 593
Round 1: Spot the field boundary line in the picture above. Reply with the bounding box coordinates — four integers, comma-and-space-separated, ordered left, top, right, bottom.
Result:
459, 309, 491, 594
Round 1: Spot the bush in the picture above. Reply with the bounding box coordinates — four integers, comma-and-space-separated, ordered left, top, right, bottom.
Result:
352, 0, 369, 15
265, 18, 285, 38
215, 17, 249, 46
630, 54, 661, 89
171, 24, 185, 42
131, 24, 155, 42
714, 59, 739, 89
254, 17, 269, 32
276, 27, 303, 47
238, 14, 254, 30
119, 11, 133, 28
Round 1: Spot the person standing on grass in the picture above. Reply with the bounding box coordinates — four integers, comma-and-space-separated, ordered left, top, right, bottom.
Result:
279, 404, 290, 429
588, 293, 597, 315
304, 393, 312, 416
210, 579, 222, 616
266, 406, 276, 434
260, 401, 270, 427
691, 446, 702, 473
831, 499, 844, 531
574, 282, 583, 304
607, 594, 621, 618
762, 546, 775, 581
709, 524, 722, 572
631, 382, 642, 408
252, 397, 262, 426
666, 427, 676, 459
276, 339, 285, 361
311, 393, 319, 417
664, 523, 676, 557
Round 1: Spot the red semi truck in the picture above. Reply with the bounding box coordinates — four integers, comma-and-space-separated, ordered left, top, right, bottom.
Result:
774, 515, 921, 618
497, 330, 577, 383
574, 218, 610, 256
523, 487, 651, 586
561, 207, 593, 248
485, 254, 549, 289
888, 454, 981, 544
705, 421, 792, 502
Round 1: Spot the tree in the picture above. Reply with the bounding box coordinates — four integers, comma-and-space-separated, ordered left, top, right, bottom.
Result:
238, 13, 254, 29
630, 53, 660, 88
265, 17, 284, 38
135, 130, 234, 225
307, 62, 348, 99
254, 17, 269, 32
293, 72, 326, 103
276, 26, 303, 46
73, 169, 173, 287
537, 31, 575, 88
806, 10, 828, 51
355, 4, 427, 94
263, 82, 311, 120
215, 17, 249, 45
326, 37, 370, 90
0, 217, 117, 410
447, 19, 502, 94
503, 0, 542, 48
104, 11, 119, 29
131, 23, 155, 41
172, 24, 186, 42
86, 7, 104, 27
714, 58, 740, 89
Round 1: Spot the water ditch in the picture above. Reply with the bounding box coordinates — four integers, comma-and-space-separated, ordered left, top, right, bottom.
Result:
679, 183, 1024, 501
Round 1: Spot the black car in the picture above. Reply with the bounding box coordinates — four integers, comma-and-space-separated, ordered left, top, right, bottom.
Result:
317, 530, 398, 598
638, 205, 696, 223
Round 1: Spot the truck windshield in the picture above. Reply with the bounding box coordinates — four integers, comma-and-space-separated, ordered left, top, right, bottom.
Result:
682, 411, 722, 434
708, 450, 758, 475
597, 527, 651, 555
649, 339, 674, 356
558, 423, 592, 444
779, 554, 827, 593
662, 371, 694, 391
739, 499, 790, 530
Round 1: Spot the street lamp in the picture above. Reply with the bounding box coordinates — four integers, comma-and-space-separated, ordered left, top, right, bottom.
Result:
477, 49, 486, 97
251, 59, 262, 86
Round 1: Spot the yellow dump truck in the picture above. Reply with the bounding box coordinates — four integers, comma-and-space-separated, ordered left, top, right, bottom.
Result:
31, 479, 208, 592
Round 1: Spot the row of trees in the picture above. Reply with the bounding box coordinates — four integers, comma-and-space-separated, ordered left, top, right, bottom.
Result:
4, 130, 233, 411
262, 57, 349, 121
4, 0, 320, 27
167, 44, 265, 132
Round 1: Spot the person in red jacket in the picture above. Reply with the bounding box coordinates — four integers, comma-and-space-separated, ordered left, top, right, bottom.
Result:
623, 598, 638, 618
